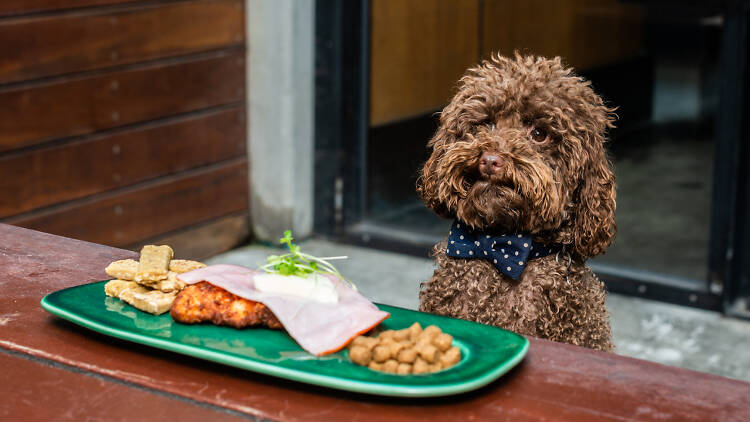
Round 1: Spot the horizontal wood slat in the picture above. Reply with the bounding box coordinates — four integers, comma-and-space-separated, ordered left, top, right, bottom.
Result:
0, 51, 245, 153
0, 0, 244, 84
7, 159, 249, 247
131, 212, 250, 259
0, 107, 246, 218
0, 353, 246, 421
0, 1, 141, 17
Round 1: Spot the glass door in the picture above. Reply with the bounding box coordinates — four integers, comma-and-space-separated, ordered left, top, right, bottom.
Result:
315, 0, 750, 315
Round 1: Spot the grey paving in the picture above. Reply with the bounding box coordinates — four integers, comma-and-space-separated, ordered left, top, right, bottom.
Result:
208, 239, 750, 383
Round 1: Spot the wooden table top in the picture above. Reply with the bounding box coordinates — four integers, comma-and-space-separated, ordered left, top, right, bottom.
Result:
2, 223, 749, 421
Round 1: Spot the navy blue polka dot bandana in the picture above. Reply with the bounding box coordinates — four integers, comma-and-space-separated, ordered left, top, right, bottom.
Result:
446, 220, 563, 280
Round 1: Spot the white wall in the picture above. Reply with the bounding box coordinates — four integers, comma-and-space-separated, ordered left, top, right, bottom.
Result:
247, 0, 315, 241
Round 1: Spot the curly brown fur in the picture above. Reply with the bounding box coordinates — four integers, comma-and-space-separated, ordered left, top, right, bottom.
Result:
418, 53, 616, 351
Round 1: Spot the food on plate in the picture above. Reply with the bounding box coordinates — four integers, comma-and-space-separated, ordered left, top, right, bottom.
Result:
103, 245, 204, 314
104, 279, 137, 297
348, 322, 461, 374
152, 271, 186, 293
104, 279, 177, 315
106, 257, 202, 292
171, 281, 282, 329
135, 245, 173, 283
105, 259, 138, 280
169, 259, 207, 274
171, 231, 390, 355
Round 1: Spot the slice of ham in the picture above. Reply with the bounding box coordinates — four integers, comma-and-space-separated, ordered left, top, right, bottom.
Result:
177, 264, 389, 356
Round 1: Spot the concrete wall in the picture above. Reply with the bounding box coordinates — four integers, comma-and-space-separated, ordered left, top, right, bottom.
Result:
247, 0, 315, 241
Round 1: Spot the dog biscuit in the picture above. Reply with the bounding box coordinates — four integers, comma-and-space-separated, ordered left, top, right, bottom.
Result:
105, 259, 138, 281
138, 271, 185, 293
104, 279, 139, 297
169, 259, 206, 274
105, 279, 176, 315
135, 245, 173, 282
125, 289, 177, 315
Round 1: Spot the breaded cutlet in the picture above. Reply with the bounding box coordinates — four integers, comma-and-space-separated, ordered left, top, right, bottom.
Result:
170, 281, 282, 329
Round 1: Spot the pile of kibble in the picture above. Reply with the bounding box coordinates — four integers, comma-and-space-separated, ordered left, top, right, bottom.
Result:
348, 322, 461, 375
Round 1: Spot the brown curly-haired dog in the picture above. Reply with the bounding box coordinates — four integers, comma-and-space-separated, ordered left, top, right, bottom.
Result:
418, 53, 616, 351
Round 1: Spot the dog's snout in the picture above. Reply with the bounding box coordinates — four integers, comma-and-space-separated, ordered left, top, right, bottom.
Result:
479, 152, 502, 177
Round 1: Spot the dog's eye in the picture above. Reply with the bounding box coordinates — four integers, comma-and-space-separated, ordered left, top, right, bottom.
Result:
530, 127, 548, 143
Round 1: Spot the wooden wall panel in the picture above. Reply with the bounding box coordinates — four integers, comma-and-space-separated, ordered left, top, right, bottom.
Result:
0, 1, 141, 17
0, 51, 245, 153
7, 159, 249, 247
369, 0, 479, 127
0, 0, 244, 84
0, 107, 246, 218
2, 0, 250, 256
133, 212, 250, 260
482, 0, 643, 70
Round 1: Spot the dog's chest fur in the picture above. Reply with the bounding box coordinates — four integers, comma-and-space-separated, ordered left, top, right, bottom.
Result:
419, 240, 613, 351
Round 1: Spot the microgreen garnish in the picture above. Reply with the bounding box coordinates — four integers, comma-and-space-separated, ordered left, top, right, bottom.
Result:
260, 230, 356, 290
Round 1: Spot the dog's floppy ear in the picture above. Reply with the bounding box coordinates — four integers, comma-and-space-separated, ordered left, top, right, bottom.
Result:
571, 133, 617, 259
417, 126, 453, 218
417, 85, 471, 218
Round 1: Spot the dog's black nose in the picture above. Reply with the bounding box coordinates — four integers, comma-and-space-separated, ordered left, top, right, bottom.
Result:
479, 153, 502, 177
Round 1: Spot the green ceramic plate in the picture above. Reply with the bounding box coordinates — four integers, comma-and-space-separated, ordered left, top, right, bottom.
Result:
41, 281, 528, 397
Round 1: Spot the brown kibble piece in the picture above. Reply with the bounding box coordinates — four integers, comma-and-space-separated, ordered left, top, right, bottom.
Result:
351, 336, 378, 351
350, 336, 367, 348
383, 359, 399, 373
379, 330, 395, 341
417, 344, 439, 363
387, 340, 404, 357
397, 363, 412, 375
373, 345, 391, 363
368, 361, 383, 371
415, 337, 432, 349
433, 333, 453, 351
424, 325, 442, 336
397, 348, 417, 364
393, 329, 409, 342
349, 346, 371, 366
365, 337, 379, 350
430, 362, 443, 372
418, 325, 442, 343
440, 346, 462, 368
407, 322, 422, 340
413, 357, 429, 374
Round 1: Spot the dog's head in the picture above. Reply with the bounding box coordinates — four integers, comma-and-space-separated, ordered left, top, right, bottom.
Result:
418, 53, 617, 259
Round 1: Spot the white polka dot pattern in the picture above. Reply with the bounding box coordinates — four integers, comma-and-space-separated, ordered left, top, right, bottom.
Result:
444, 220, 562, 280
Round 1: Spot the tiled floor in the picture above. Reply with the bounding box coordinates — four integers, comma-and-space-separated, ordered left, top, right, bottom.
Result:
209, 239, 750, 383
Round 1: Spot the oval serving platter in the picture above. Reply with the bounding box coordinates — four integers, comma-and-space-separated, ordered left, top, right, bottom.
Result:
41, 280, 528, 397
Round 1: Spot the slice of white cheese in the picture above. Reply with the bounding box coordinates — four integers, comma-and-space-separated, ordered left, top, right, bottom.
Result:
253, 273, 339, 303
